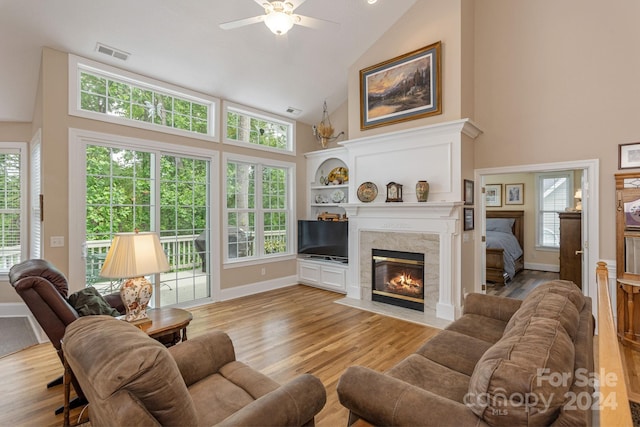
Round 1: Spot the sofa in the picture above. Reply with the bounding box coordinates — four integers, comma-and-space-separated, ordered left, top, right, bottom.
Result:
62, 315, 327, 426
337, 280, 594, 426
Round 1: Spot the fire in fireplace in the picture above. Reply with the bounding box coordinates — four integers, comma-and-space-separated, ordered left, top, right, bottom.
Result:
371, 249, 425, 311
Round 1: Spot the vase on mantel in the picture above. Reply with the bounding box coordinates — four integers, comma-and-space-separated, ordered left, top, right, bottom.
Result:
416, 180, 429, 202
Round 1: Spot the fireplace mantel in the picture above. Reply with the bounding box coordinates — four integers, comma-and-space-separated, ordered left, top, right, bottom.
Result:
342, 202, 461, 220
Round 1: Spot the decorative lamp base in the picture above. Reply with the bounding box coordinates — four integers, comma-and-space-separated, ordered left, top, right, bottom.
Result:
120, 276, 153, 322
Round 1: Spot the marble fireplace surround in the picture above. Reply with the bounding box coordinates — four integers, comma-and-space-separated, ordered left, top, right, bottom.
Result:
342, 203, 460, 325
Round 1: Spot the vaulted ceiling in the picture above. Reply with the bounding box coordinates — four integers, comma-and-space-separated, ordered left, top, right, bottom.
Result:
0, 0, 417, 125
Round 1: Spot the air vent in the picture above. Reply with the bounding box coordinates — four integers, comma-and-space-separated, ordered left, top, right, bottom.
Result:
95, 43, 130, 61
286, 107, 302, 116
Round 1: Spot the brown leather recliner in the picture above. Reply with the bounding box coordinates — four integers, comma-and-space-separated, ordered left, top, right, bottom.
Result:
8, 259, 124, 413
63, 315, 327, 426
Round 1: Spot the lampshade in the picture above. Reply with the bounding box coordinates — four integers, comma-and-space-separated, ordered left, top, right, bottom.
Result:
100, 232, 170, 279
100, 232, 169, 323
574, 189, 582, 199
264, 11, 294, 35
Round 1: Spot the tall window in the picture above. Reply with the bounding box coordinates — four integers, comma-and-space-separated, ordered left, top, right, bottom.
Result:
225, 155, 293, 263
69, 55, 219, 141
224, 102, 295, 153
536, 172, 574, 248
0, 144, 26, 273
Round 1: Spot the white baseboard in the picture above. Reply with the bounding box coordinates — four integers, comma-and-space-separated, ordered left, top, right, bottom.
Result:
218, 275, 299, 302
524, 262, 560, 273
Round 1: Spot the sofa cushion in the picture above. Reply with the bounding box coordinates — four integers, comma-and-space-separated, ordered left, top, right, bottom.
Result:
446, 313, 508, 344
387, 354, 471, 403
416, 330, 494, 376
189, 373, 257, 425
526, 280, 585, 312
467, 317, 575, 426
505, 281, 583, 340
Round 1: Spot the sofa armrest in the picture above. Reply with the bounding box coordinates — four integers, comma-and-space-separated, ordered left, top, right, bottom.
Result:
168, 330, 236, 386
463, 293, 522, 322
102, 292, 125, 314
217, 374, 326, 427
337, 366, 483, 427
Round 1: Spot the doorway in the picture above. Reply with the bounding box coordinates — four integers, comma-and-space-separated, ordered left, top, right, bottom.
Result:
475, 159, 599, 305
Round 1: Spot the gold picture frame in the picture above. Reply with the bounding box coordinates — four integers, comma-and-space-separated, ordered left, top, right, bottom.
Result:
505, 183, 524, 205
485, 184, 502, 207
360, 41, 442, 130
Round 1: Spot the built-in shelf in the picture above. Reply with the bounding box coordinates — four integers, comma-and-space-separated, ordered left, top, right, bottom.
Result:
310, 184, 348, 190
305, 148, 349, 220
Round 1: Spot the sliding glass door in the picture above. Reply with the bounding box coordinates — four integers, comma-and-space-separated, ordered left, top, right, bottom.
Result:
84, 143, 211, 307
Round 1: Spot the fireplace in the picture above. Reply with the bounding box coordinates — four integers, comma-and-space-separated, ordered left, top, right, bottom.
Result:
372, 249, 425, 312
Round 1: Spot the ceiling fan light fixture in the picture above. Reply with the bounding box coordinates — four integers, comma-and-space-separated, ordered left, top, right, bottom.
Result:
264, 11, 294, 35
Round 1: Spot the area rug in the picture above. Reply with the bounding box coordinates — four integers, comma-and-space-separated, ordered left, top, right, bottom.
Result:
631, 401, 640, 426
0, 316, 38, 358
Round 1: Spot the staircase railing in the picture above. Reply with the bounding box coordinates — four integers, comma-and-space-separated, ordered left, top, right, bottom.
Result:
596, 261, 632, 425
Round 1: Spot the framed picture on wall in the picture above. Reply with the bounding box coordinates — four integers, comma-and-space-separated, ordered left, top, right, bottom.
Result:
464, 208, 474, 231
464, 179, 474, 205
619, 142, 640, 169
505, 183, 524, 205
485, 184, 502, 207
360, 41, 442, 130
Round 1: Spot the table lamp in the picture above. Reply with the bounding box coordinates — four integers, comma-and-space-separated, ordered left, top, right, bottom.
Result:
99, 231, 170, 322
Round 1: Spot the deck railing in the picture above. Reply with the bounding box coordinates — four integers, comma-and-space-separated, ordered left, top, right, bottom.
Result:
0, 247, 21, 269
85, 234, 201, 283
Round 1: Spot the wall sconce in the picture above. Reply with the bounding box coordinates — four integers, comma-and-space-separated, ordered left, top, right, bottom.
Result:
312, 100, 344, 148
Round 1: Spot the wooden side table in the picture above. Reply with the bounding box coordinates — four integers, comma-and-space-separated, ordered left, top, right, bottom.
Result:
138, 307, 193, 346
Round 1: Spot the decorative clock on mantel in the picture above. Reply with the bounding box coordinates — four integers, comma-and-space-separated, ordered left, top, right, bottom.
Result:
386, 182, 403, 202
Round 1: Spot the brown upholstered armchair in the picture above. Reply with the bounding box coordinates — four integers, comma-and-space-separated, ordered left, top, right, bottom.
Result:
8, 259, 124, 413
62, 315, 327, 426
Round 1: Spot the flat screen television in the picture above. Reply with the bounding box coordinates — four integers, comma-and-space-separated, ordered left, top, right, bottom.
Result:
297, 220, 348, 261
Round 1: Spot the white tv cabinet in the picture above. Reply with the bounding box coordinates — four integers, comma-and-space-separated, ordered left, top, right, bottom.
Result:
297, 257, 347, 293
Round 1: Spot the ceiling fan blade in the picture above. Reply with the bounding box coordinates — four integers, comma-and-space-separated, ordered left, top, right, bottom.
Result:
293, 14, 339, 30
253, 0, 269, 10
288, 0, 308, 10
219, 15, 265, 30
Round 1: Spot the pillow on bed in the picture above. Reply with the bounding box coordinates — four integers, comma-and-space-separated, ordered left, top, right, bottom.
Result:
486, 218, 515, 233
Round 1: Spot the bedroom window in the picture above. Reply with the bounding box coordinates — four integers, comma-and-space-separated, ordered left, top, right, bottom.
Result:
69, 55, 220, 141
536, 172, 574, 249
224, 154, 294, 264
223, 102, 295, 154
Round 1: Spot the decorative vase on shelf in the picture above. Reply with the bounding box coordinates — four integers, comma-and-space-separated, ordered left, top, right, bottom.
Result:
416, 180, 429, 202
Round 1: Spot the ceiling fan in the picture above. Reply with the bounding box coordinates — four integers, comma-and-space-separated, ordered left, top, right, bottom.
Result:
219, 0, 338, 35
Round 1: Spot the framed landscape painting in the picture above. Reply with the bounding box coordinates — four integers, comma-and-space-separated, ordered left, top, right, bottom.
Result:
360, 41, 442, 130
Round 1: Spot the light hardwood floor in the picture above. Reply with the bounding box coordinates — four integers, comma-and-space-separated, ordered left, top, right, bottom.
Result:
0, 285, 439, 427
486, 269, 560, 299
